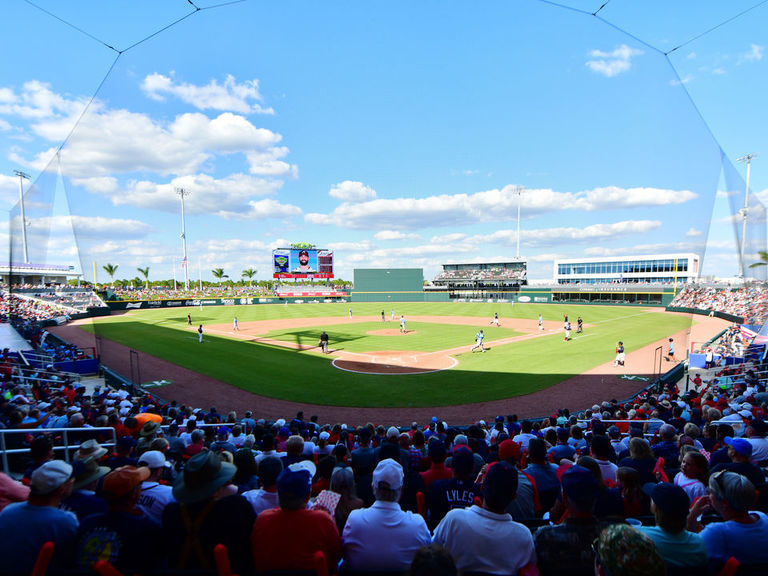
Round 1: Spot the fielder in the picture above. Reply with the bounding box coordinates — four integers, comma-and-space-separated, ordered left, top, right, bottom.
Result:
400, 315, 407, 334
538, 314, 543, 331
564, 321, 571, 342
490, 312, 500, 327
233, 316, 239, 331
471, 330, 486, 352
614, 341, 625, 366
198, 325, 204, 344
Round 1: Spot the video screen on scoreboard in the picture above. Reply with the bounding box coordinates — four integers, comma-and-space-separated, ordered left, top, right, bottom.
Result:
273, 248, 334, 278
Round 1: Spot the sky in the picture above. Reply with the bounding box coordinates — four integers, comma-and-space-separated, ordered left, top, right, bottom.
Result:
0, 0, 766, 285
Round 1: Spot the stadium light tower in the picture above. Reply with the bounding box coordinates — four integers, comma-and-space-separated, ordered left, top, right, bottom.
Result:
736, 153, 758, 283
515, 186, 525, 259
176, 187, 190, 290
14, 170, 31, 264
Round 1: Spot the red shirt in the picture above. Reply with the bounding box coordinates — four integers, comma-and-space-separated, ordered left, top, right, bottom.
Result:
251, 507, 341, 573
420, 463, 453, 488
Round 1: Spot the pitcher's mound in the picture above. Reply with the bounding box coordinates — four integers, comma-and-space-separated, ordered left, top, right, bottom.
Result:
332, 350, 456, 375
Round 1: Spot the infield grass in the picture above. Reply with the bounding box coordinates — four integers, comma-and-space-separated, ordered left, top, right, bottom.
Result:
83, 302, 695, 407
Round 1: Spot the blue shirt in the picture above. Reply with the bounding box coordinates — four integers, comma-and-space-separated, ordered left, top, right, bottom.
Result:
700, 511, 768, 564
0, 502, 79, 573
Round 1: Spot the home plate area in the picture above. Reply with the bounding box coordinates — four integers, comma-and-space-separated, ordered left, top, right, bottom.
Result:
332, 350, 457, 375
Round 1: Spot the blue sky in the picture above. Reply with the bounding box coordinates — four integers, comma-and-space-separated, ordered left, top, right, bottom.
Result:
0, 0, 766, 284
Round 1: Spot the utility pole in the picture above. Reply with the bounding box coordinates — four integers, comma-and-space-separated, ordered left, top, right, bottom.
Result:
736, 154, 758, 283
14, 170, 30, 264
176, 187, 190, 290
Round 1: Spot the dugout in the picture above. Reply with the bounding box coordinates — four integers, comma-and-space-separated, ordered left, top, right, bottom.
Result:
351, 268, 448, 302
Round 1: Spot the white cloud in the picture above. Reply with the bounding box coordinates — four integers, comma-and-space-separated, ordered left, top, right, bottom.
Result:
306, 185, 696, 230
586, 44, 644, 77
25, 215, 152, 240
329, 181, 377, 202
686, 227, 703, 237
103, 173, 300, 220
482, 220, 661, 247
670, 74, 693, 86
738, 44, 764, 64
0, 81, 88, 120
374, 230, 419, 241
141, 73, 274, 115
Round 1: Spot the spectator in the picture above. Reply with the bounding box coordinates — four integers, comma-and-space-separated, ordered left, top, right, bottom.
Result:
618, 437, 656, 486
534, 464, 602, 576
232, 447, 260, 493
590, 435, 619, 485
136, 450, 175, 524
689, 471, 768, 565
498, 438, 539, 520
0, 471, 30, 513
420, 439, 452, 488
640, 482, 707, 571
548, 427, 577, 462
594, 524, 665, 576
76, 466, 163, 573
0, 461, 78, 574
163, 451, 255, 574
524, 437, 561, 511
674, 450, 709, 504
342, 458, 430, 572
745, 419, 768, 463
409, 543, 457, 576
242, 455, 283, 515
252, 461, 341, 574
426, 446, 481, 529
329, 465, 364, 533
433, 461, 536, 574
61, 457, 110, 521
710, 437, 765, 489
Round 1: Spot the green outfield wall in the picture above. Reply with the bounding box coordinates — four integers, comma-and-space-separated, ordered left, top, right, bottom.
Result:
351, 268, 448, 302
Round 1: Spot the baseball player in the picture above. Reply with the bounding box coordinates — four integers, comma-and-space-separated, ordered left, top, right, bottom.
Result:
490, 312, 500, 327
233, 316, 239, 331
666, 338, 675, 362
400, 315, 406, 334
576, 316, 582, 334
538, 314, 543, 331
564, 321, 571, 342
198, 325, 204, 344
614, 341, 625, 366
471, 330, 486, 352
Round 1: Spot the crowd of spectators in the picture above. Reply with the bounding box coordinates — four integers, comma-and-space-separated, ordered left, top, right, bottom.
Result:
0, 292, 71, 327
2, 344, 768, 574
670, 284, 768, 325
433, 267, 527, 284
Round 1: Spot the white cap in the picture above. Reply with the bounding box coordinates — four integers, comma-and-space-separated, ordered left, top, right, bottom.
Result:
31, 460, 72, 495
138, 450, 169, 469
372, 458, 403, 490
319, 431, 330, 441
288, 460, 316, 479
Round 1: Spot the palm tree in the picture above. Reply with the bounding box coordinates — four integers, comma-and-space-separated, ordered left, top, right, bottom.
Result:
242, 268, 257, 286
137, 267, 150, 288
102, 263, 118, 286
749, 251, 768, 269
212, 268, 226, 285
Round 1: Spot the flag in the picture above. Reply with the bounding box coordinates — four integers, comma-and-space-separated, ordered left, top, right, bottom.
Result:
181, 258, 187, 268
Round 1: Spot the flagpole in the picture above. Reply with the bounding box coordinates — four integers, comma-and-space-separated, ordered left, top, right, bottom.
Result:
173, 260, 177, 291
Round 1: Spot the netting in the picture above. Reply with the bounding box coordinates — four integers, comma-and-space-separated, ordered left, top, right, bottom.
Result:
2, 0, 766, 285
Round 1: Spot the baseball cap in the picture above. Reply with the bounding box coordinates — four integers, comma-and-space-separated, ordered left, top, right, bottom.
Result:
710, 471, 757, 512
451, 447, 474, 476
102, 466, 150, 499
30, 461, 73, 495
319, 431, 330, 441
643, 482, 690, 517
138, 450, 169, 469
428, 439, 446, 461
372, 458, 403, 490
725, 437, 753, 457
277, 467, 311, 498
561, 465, 599, 505
498, 439, 521, 462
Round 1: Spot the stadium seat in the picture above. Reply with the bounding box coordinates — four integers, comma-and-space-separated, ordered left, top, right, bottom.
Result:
30, 541, 54, 576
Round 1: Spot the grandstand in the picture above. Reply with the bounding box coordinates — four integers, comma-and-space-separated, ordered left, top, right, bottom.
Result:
431, 260, 527, 299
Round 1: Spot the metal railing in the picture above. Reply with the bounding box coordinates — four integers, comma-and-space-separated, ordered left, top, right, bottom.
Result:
0, 426, 117, 476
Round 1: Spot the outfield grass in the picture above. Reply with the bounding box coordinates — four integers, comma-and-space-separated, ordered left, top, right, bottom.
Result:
83, 302, 695, 407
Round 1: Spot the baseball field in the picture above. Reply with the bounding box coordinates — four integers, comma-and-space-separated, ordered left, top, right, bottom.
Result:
62, 302, 727, 417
